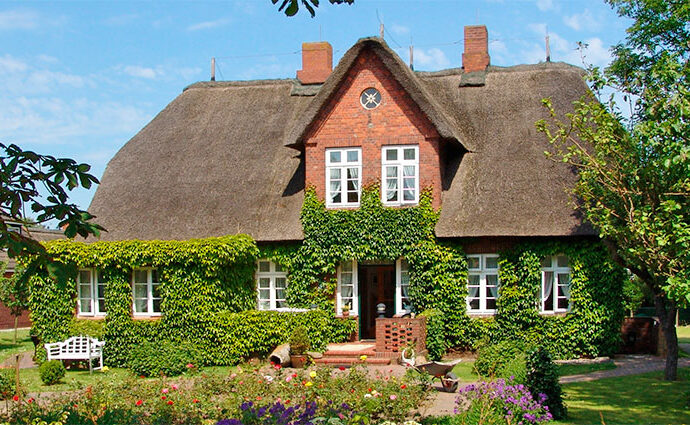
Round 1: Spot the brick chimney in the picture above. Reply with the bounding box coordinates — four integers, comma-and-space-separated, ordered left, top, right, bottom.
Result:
297, 41, 333, 84
462, 25, 490, 73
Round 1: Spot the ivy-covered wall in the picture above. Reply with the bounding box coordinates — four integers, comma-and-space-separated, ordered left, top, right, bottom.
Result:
27, 186, 625, 365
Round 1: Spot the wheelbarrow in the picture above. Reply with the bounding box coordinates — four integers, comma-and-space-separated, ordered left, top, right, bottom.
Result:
414, 359, 462, 393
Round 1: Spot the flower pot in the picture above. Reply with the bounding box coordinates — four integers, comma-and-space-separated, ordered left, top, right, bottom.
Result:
342, 310, 350, 317
290, 354, 308, 368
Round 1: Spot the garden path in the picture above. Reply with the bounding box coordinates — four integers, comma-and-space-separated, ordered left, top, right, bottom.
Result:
560, 354, 690, 383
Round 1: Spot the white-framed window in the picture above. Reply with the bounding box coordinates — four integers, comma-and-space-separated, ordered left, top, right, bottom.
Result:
77, 269, 106, 316
467, 254, 499, 314
326, 148, 361, 208
256, 260, 288, 310
541, 255, 571, 313
132, 268, 161, 316
396, 258, 412, 314
382, 145, 419, 206
336, 260, 359, 316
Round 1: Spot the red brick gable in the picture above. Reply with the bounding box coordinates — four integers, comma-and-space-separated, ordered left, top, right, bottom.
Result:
304, 49, 442, 208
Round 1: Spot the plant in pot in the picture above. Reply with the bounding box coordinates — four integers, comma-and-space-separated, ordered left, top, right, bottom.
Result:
289, 326, 311, 368
341, 304, 351, 317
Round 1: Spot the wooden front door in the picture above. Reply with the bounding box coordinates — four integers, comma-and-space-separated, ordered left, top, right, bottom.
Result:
358, 264, 395, 339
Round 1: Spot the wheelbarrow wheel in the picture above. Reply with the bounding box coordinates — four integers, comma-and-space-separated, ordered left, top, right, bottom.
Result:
441, 372, 459, 393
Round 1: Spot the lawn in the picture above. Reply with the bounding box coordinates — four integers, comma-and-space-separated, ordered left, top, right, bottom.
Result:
678, 325, 690, 345
557, 367, 690, 424
0, 328, 33, 363
557, 362, 616, 377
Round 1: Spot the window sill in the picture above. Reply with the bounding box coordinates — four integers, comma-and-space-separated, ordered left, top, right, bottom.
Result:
325, 204, 360, 210
76, 314, 106, 319
258, 308, 311, 313
132, 314, 162, 320
540, 311, 568, 316
467, 311, 496, 318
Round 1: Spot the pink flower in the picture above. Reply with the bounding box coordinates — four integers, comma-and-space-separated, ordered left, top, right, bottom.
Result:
186, 363, 194, 368
389, 394, 397, 400
286, 376, 293, 382
231, 373, 237, 378
162, 388, 169, 394
171, 384, 179, 390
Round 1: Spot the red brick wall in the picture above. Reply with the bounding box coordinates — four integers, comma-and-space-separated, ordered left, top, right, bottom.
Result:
0, 304, 30, 329
304, 49, 442, 208
462, 25, 490, 72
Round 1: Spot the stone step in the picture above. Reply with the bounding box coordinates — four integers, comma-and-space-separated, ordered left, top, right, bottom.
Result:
314, 356, 391, 366
322, 349, 377, 358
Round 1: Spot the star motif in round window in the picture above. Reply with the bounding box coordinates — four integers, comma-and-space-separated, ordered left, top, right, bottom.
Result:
360, 88, 381, 110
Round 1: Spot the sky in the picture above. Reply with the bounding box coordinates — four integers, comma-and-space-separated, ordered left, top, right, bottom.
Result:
0, 0, 632, 226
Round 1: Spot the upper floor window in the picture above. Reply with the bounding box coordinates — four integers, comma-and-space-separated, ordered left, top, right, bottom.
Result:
541, 255, 571, 313
78, 269, 106, 316
257, 260, 288, 310
133, 268, 161, 316
326, 148, 361, 208
382, 146, 418, 206
467, 254, 499, 314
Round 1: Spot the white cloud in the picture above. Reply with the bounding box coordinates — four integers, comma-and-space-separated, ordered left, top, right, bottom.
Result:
37, 54, 59, 63
187, 18, 230, 32
27, 70, 86, 88
564, 37, 612, 68
535, 0, 554, 11
391, 24, 410, 36
0, 54, 28, 73
0, 9, 38, 30
414, 47, 450, 70
178, 67, 202, 80
563, 9, 601, 32
122, 65, 157, 79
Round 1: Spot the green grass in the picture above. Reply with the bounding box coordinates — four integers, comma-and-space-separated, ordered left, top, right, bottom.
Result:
450, 360, 477, 382
0, 328, 33, 363
556, 367, 690, 424
678, 325, 690, 345
557, 362, 616, 377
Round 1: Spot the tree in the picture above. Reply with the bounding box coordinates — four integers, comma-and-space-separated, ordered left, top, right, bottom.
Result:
0, 263, 29, 344
1, 143, 105, 285
271, 0, 353, 17
537, 0, 689, 380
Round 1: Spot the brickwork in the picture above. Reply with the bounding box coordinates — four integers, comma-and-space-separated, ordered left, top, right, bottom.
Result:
375, 316, 426, 353
620, 317, 659, 355
462, 25, 489, 73
297, 42, 333, 84
0, 304, 30, 329
304, 49, 443, 208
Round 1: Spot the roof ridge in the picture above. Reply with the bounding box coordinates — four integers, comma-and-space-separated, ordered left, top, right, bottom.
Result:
184, 79, 298, 91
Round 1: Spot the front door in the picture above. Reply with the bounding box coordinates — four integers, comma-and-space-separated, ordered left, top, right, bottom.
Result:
358, 264, 395, 339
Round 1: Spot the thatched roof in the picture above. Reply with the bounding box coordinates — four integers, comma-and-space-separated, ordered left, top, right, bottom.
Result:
89, 37, 594, 242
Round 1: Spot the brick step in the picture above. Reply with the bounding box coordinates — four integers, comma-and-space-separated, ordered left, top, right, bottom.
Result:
314, 356, 391, 365
322, 350, 377, 357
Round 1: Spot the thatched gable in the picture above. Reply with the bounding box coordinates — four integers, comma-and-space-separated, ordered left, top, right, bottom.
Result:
88, 39, 594, 242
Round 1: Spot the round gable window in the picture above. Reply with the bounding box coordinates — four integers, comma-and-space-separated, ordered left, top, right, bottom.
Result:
360, 87, 381, 110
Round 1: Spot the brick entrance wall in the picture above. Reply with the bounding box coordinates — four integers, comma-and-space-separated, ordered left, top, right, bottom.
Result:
375, 316, 426, 353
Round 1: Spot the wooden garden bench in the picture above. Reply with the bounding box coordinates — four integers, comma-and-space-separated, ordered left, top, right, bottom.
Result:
44, 336, 105, 373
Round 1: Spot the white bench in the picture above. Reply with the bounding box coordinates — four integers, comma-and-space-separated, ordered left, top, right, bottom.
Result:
45, 336, 105, 373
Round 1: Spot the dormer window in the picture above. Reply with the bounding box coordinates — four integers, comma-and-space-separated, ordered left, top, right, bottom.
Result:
326, 148, 361, 208
382, 145, 419, 206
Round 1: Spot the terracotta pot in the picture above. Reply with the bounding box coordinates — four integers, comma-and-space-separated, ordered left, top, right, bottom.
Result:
290, 354, 308, 368
342, 310, 350, 317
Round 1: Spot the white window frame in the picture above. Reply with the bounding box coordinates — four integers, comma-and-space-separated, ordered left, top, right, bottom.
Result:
395, 258, 412, 315
132, 268, 161, 316
541, 255, 572, 314
326, 148, 362, 208
381, 145, 419, 206
77, 269, 106, 317
336, 260, 359, 316
256, 260, 291, 311
466, 254, 500, 314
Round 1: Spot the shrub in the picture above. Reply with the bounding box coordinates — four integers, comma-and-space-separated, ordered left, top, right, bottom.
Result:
500, 351, 527, 384
128, 340, 199, 377
68, 318, 105, 340
39, 360, 66, 385
455, 378, 553, 424
0, 369, 16, 400
474, 339, 526, 378
289, 325, 310, 355
420, 309, 446, 361
526, 347, 567, 420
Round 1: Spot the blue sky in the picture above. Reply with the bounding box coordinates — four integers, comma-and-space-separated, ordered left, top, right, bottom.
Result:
0, 0, 630, 224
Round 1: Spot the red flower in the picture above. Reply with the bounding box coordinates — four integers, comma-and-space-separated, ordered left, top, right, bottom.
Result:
292, 373, 297, 378
285, 399, 290, 404
27, 398, 34, 404
161, 396, 167, 400
136, 400, 143, 406
256, 396, 262, 401
167, 400, 174, 405
192, 399, 199, 404
274, 364, 282, 370
12, 395, 19, 402
400, 384, 407, 389
338, 366, 346, 371
73, 404, 78, 408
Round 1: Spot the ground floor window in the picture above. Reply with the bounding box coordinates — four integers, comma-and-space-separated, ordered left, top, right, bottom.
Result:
256, 260, 288, 310
337, 260, 358, 315
77, 269, 106, 316
132, 268, 161, 316
541, 255, 571, 313
467, 254, 499, 314
396, 259, 412, 314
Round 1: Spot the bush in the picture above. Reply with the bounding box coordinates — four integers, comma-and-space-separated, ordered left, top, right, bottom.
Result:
39, 360, 66, 385
128, 340, 199, 377
420, 309, 446, 361
0, 369, 16, 400
526, 347, 567, 420
289, 325, 310, 355
68, 318, 105, 340
474, 339, 527, 378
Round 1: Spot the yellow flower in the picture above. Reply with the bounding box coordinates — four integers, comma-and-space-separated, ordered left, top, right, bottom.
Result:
100, 366, 109, 373
305, 381, 313, 387
360, 355, 367, 361
309, 371, 317, 378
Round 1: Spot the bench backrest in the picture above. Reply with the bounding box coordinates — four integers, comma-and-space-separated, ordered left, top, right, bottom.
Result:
59, 336, 102, 353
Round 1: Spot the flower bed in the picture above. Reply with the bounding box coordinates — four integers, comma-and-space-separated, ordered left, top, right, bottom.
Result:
455, 379, 552, 424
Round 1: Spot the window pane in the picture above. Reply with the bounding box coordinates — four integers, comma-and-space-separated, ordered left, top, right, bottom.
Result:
386, 190, 398, 202
385, 149, 397, 161
80, 284, 92, 298
258, 277, 270, 289
97, 284, 105, 298
467, 257, 480, 270
275, 277, 286, 289
347, 150, 358, 163
469, 299, 480, 310
541, 256, 552, 268
386, 166, 398, 178
259, 261, 270, 272
79, 270, 92, 283
276, 300, 288, 308
151, 269, 158, 283
134, 284, 147, 298
485, 257, 499, 269
403, 165, 415, 177
557, 255, 569, 268
403, 189, 415, 201
259, 301, 270, 310
152, 299, 161, 313
274, 263, 283, 272
134, 270, 147, 283
80, 300, 92, 313
343, 299, 353, 310
341, 273, 352, 285
342, 261, 352, 272
347, 167, 358, 179
404, 148, 415, 160
341, 286, 353, 298
557, 273, 570, 286
276, 289, 285, 300
486, 298, 497, 310
330, 186, 341, 203
329, 151, 341, 163
152, 283, 161, 298
486, 274, 498, 287
403, 178, 415, 188
259, 289, 270, 300
557, 297, 569, 310
134, 299, 148, 313
330, 168, 341, 180
347, 179, 358, 191
347, 191, 359, 203
97, 300, 106, 313
468, 274, 480, 286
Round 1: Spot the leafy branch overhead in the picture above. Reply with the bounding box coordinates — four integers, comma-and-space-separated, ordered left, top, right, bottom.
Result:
272, 0, 353, 17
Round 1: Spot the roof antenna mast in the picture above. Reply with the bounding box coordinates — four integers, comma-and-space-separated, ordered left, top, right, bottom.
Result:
211, 57, 216, 81
376, 9, 384, 39
409, 37, 414, 70
545, 26, 551, 62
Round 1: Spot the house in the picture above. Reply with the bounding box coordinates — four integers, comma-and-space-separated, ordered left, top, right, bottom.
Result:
32, 25, 625, 363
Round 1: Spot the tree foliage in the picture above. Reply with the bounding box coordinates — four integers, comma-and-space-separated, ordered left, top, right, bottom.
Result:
536, 0, 689, 380
271, 0, 353, 17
